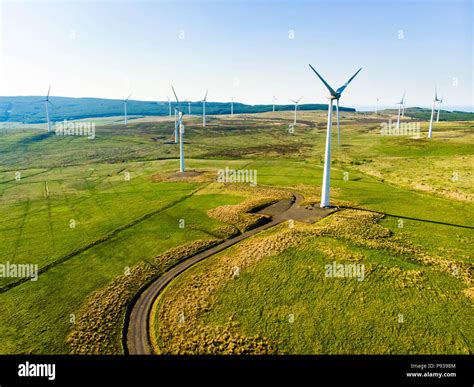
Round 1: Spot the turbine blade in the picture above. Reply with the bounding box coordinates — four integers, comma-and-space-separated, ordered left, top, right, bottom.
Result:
126, 93, 132, 101
336, 67, 362, 95
290, 99, 297, 103
204, 89, 208, 101
171, 86, 179, 103
46, 85, 51, 99
171, 85, 183, 112
308, 64, 337, 96
297, 96, 303, 103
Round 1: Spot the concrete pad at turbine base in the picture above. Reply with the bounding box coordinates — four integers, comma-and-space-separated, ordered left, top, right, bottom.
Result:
257, 194, 337, 224
281, 204, 337, 223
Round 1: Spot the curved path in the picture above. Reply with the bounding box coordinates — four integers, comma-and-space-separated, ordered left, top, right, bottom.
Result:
125, 193, 335, 354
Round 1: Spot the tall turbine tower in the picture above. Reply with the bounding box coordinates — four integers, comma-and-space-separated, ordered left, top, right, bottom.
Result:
171, 86, 186, 173
201, 89, 208, 127
289, 97, 303, 126
375, 98, 380, 115
309, 64, 362, 208
436, 95, 443, 122
123, 93, 132, 125
428, 87, 440, 138
396, 92, 405, 129
38, 86, 54, 132
272, 96, 277, 112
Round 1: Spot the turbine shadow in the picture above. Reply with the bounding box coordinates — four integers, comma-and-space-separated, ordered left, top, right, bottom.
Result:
338, 205, 474, 230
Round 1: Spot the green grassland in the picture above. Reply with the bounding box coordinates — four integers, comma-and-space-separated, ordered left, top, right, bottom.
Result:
204, 234, 472, 354
0, 110, 472, 353
154, 223, 472, 354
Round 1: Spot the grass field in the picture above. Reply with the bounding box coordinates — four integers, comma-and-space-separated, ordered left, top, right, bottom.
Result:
0, 110, 472, 354
153, 220, 472, 354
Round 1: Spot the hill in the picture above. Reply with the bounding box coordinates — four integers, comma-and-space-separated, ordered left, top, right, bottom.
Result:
0, 96, 355, 124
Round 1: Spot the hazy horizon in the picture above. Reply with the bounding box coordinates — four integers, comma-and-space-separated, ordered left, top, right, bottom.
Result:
1, 94, 471, 113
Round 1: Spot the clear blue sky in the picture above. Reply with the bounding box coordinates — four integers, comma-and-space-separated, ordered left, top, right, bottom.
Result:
0, 0, 472, 109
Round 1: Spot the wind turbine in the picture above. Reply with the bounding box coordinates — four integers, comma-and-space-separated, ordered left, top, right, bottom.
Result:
289, 96, 303, 126
375, 98, 380, 115
308, 64, 362, 208
396, 92, 405, 129
171, 86, 186, 172
428, 86, 441, 138
436, 95, 443, 122
272, 96, 277, 112
231, 97, 234, 117
38, 86, 53, 132
123, 93, 132, 125
185, 99, 191, 115
201, 89, 208, 127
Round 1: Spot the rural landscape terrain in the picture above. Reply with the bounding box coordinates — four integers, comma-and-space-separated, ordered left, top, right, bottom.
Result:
0, 108, 472, 355
1, 4, 472, 379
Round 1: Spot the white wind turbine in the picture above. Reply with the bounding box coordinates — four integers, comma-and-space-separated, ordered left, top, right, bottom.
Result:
289, 96, 303, 126
308, 64, 362, 208
36, 86, 54, 132
428, 86, 441, 138
272, 96, 277, 112
171, 86, 186, 172
396, 92, 405, 129
201, 89, 208, 127
185, 99, 191, 115
123, 93, 132, 125
375, 98, 380, 115
436, 95, 443, 122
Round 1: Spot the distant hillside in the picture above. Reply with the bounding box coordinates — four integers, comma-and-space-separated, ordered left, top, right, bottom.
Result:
0, 96, 356, 123
397, 107, 474, 121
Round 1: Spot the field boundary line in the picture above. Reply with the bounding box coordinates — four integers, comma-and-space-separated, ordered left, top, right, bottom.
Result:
0, 182, 211, 294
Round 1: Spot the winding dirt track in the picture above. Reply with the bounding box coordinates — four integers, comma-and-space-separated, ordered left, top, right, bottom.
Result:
125, 193, 334, 355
